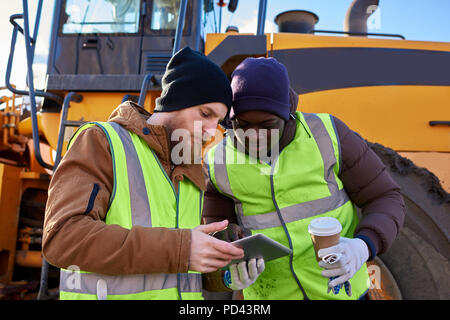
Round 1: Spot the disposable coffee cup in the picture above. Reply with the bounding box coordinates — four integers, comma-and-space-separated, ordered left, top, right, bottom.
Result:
308, 217, 342, 261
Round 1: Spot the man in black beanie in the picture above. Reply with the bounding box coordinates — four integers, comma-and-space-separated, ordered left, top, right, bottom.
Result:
149, 46, 232, 164
43, 46, 246, 300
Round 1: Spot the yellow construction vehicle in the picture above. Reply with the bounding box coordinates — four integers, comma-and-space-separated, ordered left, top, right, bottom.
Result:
0, 0, 448, 300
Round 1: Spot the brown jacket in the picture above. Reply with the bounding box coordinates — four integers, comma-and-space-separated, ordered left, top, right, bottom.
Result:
43, 101, 205, 275
202, 90, 406, 259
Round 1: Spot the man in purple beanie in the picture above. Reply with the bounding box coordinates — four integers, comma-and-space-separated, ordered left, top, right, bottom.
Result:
202, 57, 405, 300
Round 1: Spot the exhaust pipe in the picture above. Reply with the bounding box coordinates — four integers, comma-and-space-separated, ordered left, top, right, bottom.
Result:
274, 10, 319, 34
344, 0, 379, 35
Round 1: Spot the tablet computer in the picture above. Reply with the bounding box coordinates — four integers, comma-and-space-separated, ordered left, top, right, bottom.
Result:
228, 233, 292, 265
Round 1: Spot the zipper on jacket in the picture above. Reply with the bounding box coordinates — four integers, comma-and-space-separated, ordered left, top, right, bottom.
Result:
269, 157, 310, 300
149, 149, 183, 300
176, 181, 182, 300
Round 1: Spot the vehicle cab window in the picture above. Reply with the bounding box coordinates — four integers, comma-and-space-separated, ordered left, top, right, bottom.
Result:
151, 0, 180, 30
62, 0, 141, 34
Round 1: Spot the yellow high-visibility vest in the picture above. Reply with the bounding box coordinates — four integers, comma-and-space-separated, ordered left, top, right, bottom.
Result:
59, 122, 203, 300
207, 112, 370, 300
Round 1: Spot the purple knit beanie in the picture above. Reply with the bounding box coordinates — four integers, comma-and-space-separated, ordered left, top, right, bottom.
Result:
230, 57, 291, 121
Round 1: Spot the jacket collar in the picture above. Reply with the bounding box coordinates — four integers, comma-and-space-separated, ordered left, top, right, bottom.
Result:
108, 101, 206, 191
278, 87, 300, 152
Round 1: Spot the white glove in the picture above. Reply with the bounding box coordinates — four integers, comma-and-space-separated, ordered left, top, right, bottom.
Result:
224, 258, 265, 290
318, 237, 369, 288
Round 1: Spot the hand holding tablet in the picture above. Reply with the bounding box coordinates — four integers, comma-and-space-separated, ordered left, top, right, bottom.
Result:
222, 233, 291, 290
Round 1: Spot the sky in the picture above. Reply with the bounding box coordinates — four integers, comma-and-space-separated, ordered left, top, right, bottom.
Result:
1, 0, 449, 93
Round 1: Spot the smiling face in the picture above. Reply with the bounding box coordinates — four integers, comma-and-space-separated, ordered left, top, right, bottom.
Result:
231, 110, 285, 159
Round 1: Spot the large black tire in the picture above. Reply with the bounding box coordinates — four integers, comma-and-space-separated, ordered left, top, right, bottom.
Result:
369, 142, 450, 299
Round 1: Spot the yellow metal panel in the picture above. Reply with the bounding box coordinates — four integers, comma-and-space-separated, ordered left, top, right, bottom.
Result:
297, 85, 450, 152
58, 91, 160, 155
64, 91, 159, 122
0, 164, 23, 284
66, 92, 132, 123
40, 112, 60, 150
18, 114, 43, 136
272, 33, 450, 52
272, 33, 450, 153
19, 91, 161, 155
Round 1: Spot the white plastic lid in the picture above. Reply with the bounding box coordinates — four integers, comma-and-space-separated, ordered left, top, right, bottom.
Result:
308, 217, 342, 236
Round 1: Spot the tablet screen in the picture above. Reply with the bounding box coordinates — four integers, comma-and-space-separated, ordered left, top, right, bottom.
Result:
228, 233, 292, 265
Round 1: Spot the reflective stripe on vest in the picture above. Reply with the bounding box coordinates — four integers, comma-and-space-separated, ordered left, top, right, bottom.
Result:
111, 122, 152, 227
207, 112, 370, 300
60, 122, 202, 300
60, 270, 202, 295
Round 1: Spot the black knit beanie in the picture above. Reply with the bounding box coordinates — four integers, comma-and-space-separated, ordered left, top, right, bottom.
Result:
154, 47, 232, 112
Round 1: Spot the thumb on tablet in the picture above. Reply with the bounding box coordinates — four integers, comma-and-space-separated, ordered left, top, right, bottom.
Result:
194, 220, 228, 235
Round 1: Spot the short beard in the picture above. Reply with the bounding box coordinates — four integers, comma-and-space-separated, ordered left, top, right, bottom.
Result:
165, 118, 203, 165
